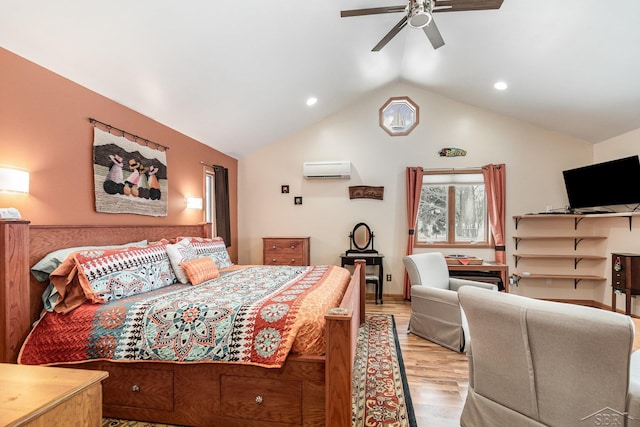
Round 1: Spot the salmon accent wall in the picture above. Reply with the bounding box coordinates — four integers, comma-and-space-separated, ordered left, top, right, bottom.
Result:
0, 47, 238, 261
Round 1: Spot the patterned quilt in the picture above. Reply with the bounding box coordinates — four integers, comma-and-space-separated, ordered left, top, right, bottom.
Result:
19, 265, 350, 368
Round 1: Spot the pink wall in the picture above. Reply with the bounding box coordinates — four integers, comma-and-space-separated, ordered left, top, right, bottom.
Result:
0, 47, 238, 259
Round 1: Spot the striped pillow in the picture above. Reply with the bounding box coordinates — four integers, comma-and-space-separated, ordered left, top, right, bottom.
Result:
176, 236, 233, 269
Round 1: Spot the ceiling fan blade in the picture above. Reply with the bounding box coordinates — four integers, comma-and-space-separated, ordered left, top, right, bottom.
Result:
340, 5, 406, 17
432, 0, 504, 12
423, 19, 445, 49
372, 16, 408, 51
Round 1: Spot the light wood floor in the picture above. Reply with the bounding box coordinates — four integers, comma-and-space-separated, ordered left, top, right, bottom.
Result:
365, 298, 640, 427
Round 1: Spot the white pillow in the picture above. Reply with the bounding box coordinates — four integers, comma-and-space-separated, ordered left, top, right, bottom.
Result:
166, 238, 198, 284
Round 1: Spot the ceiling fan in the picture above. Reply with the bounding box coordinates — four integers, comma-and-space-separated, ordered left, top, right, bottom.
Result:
340, 0, 504, 51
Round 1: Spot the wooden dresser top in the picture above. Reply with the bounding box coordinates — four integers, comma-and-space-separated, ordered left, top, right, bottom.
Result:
0, 363, 108, 426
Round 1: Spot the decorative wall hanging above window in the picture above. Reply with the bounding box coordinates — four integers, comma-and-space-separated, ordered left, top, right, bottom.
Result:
379, 96, 419, 136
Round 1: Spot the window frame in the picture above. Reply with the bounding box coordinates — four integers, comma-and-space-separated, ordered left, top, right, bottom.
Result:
204, 170, 217, 236
414, 169, 493, 249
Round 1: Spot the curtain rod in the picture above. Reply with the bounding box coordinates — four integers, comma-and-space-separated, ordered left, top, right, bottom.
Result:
200, 161, 226, 169
89, 117, 170, 151
423, 167, 482, 172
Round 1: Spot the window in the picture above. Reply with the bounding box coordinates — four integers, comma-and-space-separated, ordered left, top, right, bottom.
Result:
415, 170, 490, 247
204, 171, 216, 232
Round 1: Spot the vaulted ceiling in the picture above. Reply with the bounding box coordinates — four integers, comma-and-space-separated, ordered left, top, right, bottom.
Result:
2, 0, 640, 158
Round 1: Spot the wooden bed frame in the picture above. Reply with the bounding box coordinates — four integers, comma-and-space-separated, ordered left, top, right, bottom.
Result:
0, 221, 365, 427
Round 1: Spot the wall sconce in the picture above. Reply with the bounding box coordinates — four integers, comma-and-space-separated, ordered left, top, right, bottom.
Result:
0, 166, 29, 193
186, 197, 203, 210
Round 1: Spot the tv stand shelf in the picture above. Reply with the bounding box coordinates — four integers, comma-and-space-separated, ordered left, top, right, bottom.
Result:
514, 213, 640, 231
513, 236, 606, 250
512, 214, 610, 290
513, 273, 606, 289
513, 254, 607, 268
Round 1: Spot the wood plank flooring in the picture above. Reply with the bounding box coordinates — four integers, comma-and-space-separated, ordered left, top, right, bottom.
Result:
366, 298, 640, 427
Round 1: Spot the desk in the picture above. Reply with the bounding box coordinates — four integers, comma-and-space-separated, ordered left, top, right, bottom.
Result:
0, 363, 108, 426
341, 253, 384, 304
447, 261, 510, 292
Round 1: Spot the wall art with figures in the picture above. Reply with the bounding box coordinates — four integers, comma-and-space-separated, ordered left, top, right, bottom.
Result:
92, 127, 168, 216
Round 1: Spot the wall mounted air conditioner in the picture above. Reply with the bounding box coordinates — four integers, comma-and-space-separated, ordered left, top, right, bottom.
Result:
303, 161, 351, 179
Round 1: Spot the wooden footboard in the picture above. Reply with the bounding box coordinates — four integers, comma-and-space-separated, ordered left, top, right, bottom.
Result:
325, 259, 365, 427
0, 221, 366, 427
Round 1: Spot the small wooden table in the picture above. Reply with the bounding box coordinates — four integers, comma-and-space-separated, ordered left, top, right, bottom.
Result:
0, 363, 108, 426
447, 261, 510, 292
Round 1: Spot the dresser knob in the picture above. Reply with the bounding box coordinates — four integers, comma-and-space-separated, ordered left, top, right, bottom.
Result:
272, 259, 277, 262
132, 385, 140, 392
291, 259, 295, 263
290, 245, 295, 249
272, 245, 276, 249
255, 395, 263, 405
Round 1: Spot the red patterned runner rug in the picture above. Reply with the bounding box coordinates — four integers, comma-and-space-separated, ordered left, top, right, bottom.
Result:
352, 313, 417, 427
103, 313, 415, 427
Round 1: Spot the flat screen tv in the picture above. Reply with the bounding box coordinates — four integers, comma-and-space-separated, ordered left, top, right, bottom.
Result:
562, 155, 640, 211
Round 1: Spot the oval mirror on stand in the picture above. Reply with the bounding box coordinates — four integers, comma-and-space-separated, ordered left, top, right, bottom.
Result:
347, 222, 377, 254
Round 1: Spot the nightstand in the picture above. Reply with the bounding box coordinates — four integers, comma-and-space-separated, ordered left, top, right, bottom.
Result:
0, 363, 108, 426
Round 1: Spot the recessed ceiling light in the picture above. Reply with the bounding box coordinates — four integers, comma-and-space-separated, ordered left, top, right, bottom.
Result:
494, 81, 508, 91
306, 97, 318, 106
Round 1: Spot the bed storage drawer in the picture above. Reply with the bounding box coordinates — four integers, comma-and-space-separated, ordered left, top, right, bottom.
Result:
102, 365, 174, 411
262, 237, 310, 266
221, 375, 303, 424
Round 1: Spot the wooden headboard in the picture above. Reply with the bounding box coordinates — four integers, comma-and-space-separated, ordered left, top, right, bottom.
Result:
0, 222, 211, 363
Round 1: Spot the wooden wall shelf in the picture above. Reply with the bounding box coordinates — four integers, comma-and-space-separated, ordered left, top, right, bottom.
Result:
513, 273, 606, 289
512, 214, 609, 290
514, 212, 640, 231
513, 254, 607, 268
513, 236, 606, 250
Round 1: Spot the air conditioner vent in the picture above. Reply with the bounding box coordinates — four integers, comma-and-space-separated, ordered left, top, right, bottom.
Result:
303, 161, 351, 179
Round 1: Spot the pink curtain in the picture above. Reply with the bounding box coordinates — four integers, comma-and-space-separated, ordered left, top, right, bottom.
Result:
404, 166, 424, 299
482, 164, 507, 284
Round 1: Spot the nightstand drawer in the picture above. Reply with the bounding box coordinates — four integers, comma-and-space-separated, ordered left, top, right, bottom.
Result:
264, 255, 306, 265
264, 238, 306, 254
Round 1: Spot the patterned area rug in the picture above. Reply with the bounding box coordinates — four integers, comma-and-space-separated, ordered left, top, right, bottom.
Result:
102, 313, 415, 427
352, 313, 417, 427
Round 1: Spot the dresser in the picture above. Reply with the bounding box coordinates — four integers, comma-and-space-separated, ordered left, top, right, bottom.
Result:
0, 363, 108, 426
262, 237, 310, 266
611, 253, 640, 315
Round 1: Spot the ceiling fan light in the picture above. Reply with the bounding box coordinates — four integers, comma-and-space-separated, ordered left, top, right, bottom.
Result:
408, 0, 433, 28
408, 10, 432, 28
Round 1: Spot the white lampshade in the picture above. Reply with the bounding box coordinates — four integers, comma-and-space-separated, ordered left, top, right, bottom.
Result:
0, 167, 29, 193
186, 197, 203, 210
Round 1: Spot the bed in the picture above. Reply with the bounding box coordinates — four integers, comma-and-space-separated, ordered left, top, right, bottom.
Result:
0, 221, 365, 427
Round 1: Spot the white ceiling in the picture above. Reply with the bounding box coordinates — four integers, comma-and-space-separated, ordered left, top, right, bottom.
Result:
2, 1, 640, 159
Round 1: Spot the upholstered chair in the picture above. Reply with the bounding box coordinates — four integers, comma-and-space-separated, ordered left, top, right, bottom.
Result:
402, 252, 498, 353
458, 286, 640, 427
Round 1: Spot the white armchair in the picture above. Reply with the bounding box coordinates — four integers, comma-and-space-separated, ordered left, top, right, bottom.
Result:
459, 286, 640, 427
402, 252, 498, 353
